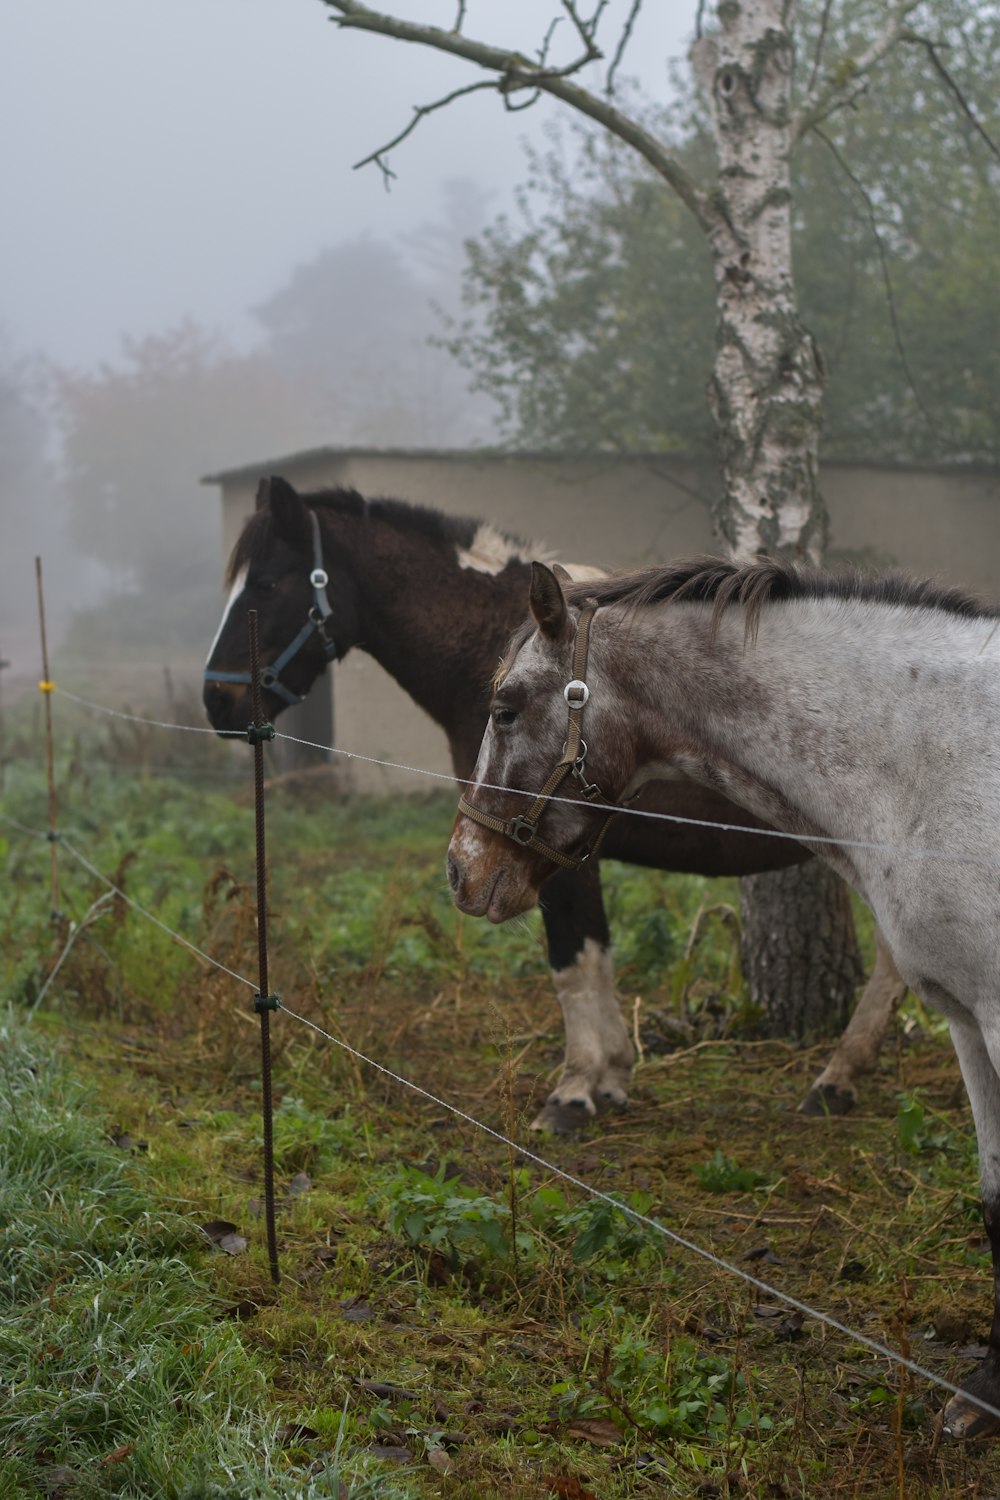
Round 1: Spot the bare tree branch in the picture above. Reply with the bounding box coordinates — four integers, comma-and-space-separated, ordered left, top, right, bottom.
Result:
537, 13, 562, 68
321, 0, 710, 227
606, 0, 643, 97
814, 125, 938, 438
906, 34, 1000, 165
452, 0, 466, 34
560, 0, 603, 59
805, 0, 836, 96
793, 0, 921, 142
353, 79, 499, 186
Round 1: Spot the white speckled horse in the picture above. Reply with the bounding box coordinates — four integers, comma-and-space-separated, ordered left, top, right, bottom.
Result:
448, 556, 1000, 1439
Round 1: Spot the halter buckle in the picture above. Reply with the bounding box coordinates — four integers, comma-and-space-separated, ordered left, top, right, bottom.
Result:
310, 567, 329, 589
509, 815, 536, 846
564, 679, 589, 708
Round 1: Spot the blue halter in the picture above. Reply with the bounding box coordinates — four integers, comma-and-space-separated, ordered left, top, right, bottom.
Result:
204, 510, 336, 707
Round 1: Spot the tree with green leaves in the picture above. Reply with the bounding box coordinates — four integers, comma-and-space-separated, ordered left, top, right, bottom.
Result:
449, 9, 1000, 466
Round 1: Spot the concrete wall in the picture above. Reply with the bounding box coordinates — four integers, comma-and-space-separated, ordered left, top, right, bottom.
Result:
207, 449, 1000, 792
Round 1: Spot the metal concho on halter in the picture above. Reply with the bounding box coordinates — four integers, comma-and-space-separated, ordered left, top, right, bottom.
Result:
458, 602, 621, 871
204, 510, 337, 707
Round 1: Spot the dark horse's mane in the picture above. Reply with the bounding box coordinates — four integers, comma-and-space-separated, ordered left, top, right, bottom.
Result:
226, 484, 529, 587
565, 554, 1000, 640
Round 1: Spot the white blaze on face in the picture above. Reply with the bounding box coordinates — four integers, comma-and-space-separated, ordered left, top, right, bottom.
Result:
205, 567, 248, 665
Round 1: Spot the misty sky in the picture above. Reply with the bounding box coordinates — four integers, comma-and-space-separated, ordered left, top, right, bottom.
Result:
3, 0, 693, 371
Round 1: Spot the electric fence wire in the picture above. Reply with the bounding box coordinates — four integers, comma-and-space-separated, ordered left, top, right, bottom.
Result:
3, 805, 999, 1428
30, 681, 1000, 874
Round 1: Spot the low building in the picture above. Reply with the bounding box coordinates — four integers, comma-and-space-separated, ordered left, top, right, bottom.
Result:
204, 446, 1000, 790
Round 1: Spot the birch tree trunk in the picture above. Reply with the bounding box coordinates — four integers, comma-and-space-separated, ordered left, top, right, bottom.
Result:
702, 1, 827, 564
701, 0, 858, 1035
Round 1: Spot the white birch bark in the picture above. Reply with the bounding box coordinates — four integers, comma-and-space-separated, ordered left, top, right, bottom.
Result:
701, 0, 826, 563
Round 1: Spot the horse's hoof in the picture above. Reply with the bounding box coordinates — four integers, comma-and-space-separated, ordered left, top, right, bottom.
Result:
530, 1098, 595, 1135
939, 1390, 1000, 1442
799, 1081, 857, 1117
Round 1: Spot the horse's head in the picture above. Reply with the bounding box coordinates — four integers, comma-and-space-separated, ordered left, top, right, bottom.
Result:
447, 562, 633, 923
203, 475, 359, 733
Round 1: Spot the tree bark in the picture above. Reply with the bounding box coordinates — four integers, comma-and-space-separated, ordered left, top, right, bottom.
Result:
701, 1, 853, 1033
703, 0, 827, 564
739, 861, 864, 1040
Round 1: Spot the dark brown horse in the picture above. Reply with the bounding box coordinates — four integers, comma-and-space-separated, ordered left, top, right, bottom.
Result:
203, 475, 904, 1129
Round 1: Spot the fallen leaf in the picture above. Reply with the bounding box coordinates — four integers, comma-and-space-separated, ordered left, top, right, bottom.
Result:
198, 1220, 248, 1255
743, 1244, 782, 1265
565, 1416, 623, 1447
287, 1171, 312, 1197
544, 1476, 597, 1499
276, 1422, 319, 1445
217, 1299, 259, 1322
360, 1380, 418, 1402
339, 1298, 374, 1322
426, 1448, 453, 1475
97, 1445, 133, 1468
777, 1310, 805, 1341
368, 1443, 412, 1463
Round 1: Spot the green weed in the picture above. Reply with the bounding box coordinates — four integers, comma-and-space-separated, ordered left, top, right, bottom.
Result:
692, 1149, 767, 1193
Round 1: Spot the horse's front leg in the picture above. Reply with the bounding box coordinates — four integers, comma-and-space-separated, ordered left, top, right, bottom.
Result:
800, 926, 907, 1115
533, 863, 634, 1133
940, 1018, 1000, 1440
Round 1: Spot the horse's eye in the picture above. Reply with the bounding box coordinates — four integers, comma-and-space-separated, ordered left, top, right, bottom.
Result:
251, 576, 276, 594
492, 705, 517, 728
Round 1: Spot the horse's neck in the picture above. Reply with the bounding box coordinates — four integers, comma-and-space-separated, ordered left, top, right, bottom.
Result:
324, 507, 522, 743
620, 602, 984, 889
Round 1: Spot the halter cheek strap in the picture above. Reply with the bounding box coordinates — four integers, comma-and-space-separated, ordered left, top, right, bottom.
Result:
204, 510, 336, 707
458, 603, 624, 871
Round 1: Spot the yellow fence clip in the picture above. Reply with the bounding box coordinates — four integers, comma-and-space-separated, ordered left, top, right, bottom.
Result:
38, 680, 55, 693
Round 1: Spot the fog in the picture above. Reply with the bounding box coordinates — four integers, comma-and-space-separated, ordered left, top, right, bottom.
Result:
0, 0, 691, 680
4, 1, 691, 367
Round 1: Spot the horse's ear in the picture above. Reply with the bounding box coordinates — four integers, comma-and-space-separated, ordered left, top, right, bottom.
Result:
551, 563, 572, 585
530, 561, 569, 640
267, 475, 312, 553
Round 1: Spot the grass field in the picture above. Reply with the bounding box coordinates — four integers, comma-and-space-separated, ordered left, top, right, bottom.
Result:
2, 694, 999, 1498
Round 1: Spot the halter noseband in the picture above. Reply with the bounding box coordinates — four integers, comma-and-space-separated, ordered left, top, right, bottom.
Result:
204, 510, 337, 707
458, 603, 624, 872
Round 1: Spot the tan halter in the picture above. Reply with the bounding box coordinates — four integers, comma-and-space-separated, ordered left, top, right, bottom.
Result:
457, 603, 623, 871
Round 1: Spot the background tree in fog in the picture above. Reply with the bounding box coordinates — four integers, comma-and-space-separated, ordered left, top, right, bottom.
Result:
55, 325, 314, 651
0, 341, 66, 652
317, 0, 999, 1037
255, 181, 496, 447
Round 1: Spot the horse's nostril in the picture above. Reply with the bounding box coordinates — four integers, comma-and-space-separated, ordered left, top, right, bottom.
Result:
446, 854, 460, 892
